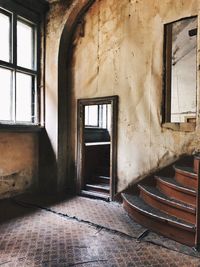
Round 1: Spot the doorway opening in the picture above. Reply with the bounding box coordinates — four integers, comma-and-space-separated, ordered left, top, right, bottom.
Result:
77, 96, 118, 201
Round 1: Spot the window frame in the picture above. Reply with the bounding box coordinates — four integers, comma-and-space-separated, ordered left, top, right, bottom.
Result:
0, 2, 41, 128
162, 16, 198, 131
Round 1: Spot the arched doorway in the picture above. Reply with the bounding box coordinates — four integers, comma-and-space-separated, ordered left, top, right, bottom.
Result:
57, 0, 96, 193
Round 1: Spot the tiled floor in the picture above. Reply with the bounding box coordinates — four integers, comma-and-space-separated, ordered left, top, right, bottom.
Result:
0, 195, 200, 266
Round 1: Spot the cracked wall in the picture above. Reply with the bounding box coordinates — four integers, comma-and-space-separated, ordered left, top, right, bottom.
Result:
71, 0, 200, 191
45, 0, 200, 193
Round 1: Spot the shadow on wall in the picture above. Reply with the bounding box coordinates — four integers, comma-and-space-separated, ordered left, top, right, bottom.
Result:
39, 129, 57, 193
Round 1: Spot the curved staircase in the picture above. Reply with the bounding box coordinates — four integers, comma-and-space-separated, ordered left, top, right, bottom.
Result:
122, 154, 200, 248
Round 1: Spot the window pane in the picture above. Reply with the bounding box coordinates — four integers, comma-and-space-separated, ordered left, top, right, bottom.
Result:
85, 106, 89, 125
107, 104, 111, 131
17, 20, 35, 69
16, 73, 33, 122
85, 105, 98, 126
0, 12, 11, 62
89, 105, 98, 126
0, 68, 12, 120
102, 105, 107, 129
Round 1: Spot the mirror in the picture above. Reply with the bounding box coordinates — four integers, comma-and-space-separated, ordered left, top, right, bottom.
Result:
84, 104, 111, 143
164, 16, 197, 123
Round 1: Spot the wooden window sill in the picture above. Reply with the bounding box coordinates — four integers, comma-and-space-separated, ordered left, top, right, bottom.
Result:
162, 122, 196, 132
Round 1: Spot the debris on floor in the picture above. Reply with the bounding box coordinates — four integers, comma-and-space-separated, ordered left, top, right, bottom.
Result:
0, 195, 200, 266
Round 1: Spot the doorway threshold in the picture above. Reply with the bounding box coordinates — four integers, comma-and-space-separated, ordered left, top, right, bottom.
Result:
81, 190, 110, 202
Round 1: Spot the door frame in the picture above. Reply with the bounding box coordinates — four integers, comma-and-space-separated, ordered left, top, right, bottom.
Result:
77, 95, 118, 200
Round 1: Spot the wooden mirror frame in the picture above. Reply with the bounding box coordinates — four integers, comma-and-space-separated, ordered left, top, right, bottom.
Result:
77, 95, 118, 200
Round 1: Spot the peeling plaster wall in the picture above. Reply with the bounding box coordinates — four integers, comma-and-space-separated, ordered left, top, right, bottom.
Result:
0, 133, 38, 199
71, 0, 200, 191
46, 0, 200, 193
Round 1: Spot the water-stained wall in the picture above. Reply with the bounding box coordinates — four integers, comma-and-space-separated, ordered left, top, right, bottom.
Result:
0, 133, 38, 199
0, 0, 45, 200
45, 0, 200, 193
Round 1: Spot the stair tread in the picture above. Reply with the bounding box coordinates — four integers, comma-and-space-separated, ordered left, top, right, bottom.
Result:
155, 176, 196, 195
96, 175, 110, 180
86, 183, 110, 190
122, 193, 195, 231
138, 184, 195, 213
174, 165, 197, 177
81, 190, 110, 201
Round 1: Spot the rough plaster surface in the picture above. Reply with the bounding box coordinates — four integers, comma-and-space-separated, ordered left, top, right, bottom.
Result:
46, 0, 200, 193
45, 0, 80, 155
0, 133, 38, 199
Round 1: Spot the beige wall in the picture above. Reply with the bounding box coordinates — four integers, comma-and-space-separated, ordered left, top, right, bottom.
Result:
45, 0, 200, 193
0, 133, 38, 199
45, 0, 80, 156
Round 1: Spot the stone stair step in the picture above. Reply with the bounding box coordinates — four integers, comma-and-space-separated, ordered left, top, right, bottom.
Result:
81, 190, 110, 201
95, 175, 110, 184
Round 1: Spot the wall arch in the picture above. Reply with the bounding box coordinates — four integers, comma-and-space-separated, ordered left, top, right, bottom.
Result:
57, 0, 96, 192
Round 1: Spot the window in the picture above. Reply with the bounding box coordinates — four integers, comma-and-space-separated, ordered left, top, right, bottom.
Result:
85, 104, 111, 129
163, 16, 197, 124
85, 105, 98, 127
0, 7, 38, 124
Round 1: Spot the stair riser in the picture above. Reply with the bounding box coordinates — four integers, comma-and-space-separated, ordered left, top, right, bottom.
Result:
194, 158, 200, 173
95, 177, 110, 184
96, 171, 110, 177
175, 172, 197, 190
157, 182, 196, 206
123, 201, 195, 246
140, 190, 195, 224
